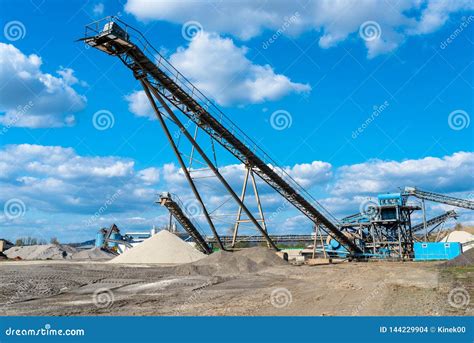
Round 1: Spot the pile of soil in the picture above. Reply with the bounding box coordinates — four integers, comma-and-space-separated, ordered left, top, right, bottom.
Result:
110, 230, 205, 264
175, 247, 287, 276
4, 244, 78, 260
442, 248, 474, 267
71, 247, 116, 260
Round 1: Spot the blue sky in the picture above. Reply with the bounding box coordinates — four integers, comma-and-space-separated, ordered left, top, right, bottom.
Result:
0, 0, 473, 242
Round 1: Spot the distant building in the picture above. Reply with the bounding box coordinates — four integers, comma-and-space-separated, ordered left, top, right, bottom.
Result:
0, 239, 13, 253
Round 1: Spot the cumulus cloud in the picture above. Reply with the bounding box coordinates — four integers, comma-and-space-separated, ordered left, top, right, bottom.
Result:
124, 32, 310, 111
0, 43, 87, 128
168, 32, 310, 105
1, 144, 472, 240
93, 3, 104, 16
331, 152, 474, 196
124, 90, 154, 119
0, 144, 156, 215
125, 0, 474, 58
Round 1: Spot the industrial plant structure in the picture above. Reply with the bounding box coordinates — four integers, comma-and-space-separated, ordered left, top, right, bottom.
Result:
82, 17, 474, 261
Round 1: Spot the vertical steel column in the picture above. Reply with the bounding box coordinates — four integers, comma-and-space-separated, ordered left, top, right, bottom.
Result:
140, 80, 225, 251
144, 79, 279, 251
231, 166, 250, 248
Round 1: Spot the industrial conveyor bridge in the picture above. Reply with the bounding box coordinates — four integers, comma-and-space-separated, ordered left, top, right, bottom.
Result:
405, 187, 474, 210
411, 210, 457, 234
82, 17, 362, 254
158, 192, 212, 254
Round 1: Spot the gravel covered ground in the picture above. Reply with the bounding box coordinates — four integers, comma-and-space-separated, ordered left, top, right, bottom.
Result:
0, 250, 472, 316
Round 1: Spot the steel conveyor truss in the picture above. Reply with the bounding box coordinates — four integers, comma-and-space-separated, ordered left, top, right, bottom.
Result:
405, 187, 474, 210
411, 210, 457, 233
158, 193, 212, 254
81, 17, 362, 254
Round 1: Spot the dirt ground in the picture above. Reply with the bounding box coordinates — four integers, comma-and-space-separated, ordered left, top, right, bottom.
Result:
0, 259, 472, 316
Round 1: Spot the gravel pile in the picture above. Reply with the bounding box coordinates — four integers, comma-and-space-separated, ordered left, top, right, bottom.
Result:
175, 247, 287, 276
109, 230, 205, 264
442, 248, 474, 267
71, 247, 116, 260
4, 244, 78, 260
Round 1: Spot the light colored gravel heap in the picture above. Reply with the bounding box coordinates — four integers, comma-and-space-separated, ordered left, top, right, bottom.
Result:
4, 244, 78, 260
110, 230, 205, 264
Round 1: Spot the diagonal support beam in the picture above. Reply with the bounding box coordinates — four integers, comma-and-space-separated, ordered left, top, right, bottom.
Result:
143, 78, 279, 251
140, 79, 224, 251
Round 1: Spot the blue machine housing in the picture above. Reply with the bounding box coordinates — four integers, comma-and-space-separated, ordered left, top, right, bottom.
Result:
378, 193, 403, 206
413, 242, 462, 261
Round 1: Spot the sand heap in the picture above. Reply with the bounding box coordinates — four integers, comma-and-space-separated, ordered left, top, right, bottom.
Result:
4, 244, 78, 260
110, 230, 205, 264
71, 247, 116, 260
175, 246, 288, 276
441, 230, 474, 252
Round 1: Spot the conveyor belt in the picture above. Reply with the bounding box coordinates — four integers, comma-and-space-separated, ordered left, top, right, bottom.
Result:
82, 17, 362, 254
158, 193, 212, 254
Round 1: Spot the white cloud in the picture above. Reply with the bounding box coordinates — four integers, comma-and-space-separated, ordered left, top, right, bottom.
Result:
125, 0, 474, 58
1, 145, 472, 241
93, 3, 105, 16
331, 152, 474, 196
411, 0, 474, 34
0, 43, 87, 128
124, 90, 154, 119
284, 161, 332, 188
168, 32, 310, 105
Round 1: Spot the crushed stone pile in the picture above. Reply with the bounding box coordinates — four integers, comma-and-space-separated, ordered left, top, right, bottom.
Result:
109, 230, 205, 264
175, 246, 288, 276
442, 248, 474, 267
71, 247, 116, 260
4, 244, 78, 260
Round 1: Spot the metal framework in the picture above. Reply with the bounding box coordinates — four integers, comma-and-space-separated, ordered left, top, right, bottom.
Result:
158, 192, 212, 254
231, 166, 268, 248
82, 17, 362, 254
405, 187, 474, 210
412, 210, 457, 233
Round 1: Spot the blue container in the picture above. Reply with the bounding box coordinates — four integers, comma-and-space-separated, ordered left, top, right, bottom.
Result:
95, 232, 104, 247
378, 193, 403, 206
414, 242, 462, 261
109, 232, 121, 248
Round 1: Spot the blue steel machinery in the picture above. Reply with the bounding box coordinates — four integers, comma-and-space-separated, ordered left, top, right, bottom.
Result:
81, 17, 473, 260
